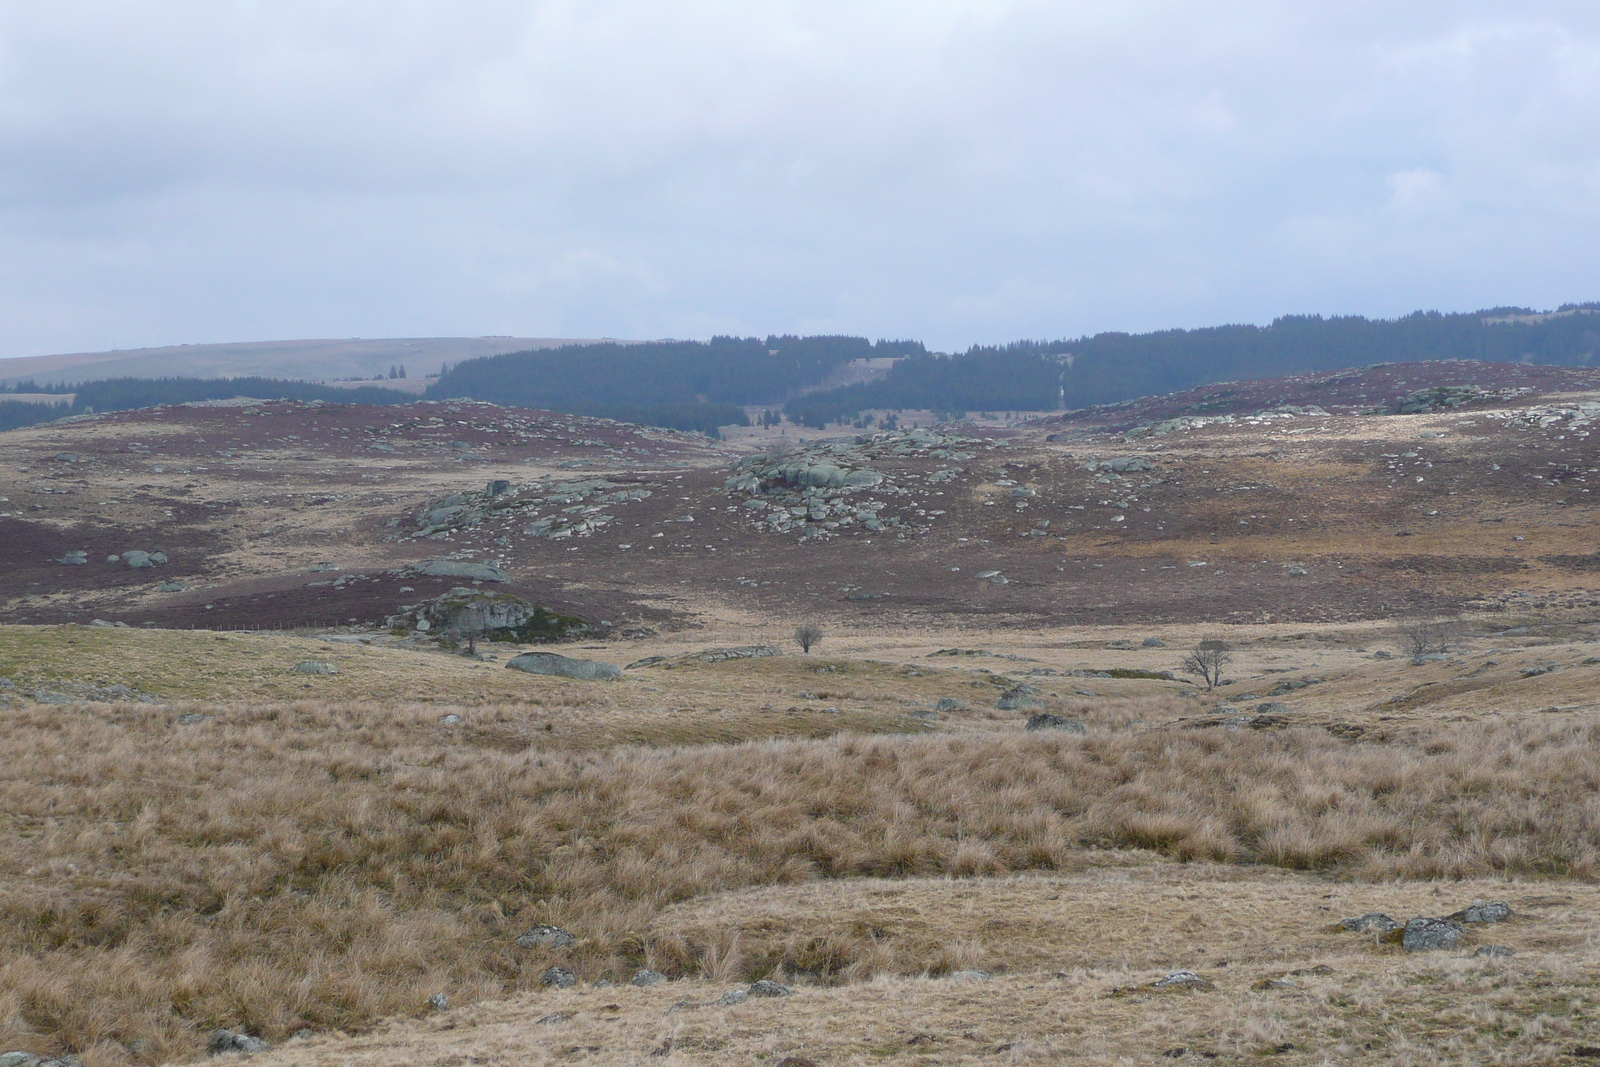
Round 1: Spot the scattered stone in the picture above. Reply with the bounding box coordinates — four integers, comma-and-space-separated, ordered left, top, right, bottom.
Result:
1474, 945, 1515, 958
1253, 702, 1291, 715
1448, 900, 1512, 924
934, 697, 966, 712
1401, 917, 1464, 952
945, 970, 990, 982
207, 1030, 270, 1055
57, 550, 87, 565
437, 713, 463, 725
536, 1013, 571, 1025
748, 979, 793, 997
625, 656, 668, 669
176, 713, 209, 725
290, 661, 339, 675
1338, 912, 1401, 933
631, 969, 667, 987
718, 989, 748, 1006
679, 645, 783, 664
515, 924, 577, 949
157, 580, 188, 592
505, 652, 621, 681
426, 993, 449, 1011
1025, 713, 1085, 734
540, 966, 578, 989
1142, 637, 1165, 647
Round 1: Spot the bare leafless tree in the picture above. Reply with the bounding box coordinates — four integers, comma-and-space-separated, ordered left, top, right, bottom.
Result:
794, 622, 824, 654
1395, 615, 1460, 658
1181, 636, 1232, 690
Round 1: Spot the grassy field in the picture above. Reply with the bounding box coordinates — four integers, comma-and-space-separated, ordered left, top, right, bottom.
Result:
1, 624, 1600, 1064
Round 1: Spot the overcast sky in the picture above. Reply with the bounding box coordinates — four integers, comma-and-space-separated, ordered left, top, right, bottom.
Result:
3, 2, 1600, 357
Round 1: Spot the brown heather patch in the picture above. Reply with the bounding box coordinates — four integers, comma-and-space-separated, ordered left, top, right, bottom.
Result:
3, 696, 1600, 1061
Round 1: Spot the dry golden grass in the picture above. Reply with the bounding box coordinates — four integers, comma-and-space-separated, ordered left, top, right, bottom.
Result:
242, 869, 1600, 1066
2, 673, 1600, 1063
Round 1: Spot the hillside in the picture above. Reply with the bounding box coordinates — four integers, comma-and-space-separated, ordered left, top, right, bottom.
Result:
2, 358, 1599, 1065
0, 336, 604, 388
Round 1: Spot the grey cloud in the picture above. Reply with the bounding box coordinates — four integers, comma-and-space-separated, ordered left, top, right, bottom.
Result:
2, 2, 1600, 357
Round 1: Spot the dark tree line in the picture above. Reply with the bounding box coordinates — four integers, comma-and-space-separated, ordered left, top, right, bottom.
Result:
0, 377, 414, 432
426, 335, 925, 433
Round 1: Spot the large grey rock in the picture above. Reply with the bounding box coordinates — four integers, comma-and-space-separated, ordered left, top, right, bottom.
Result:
0, 1053, 42, 1067
1338, 912, 1401, 933
515, 924, 576, 948
506, 653, 620, 681
996, 684, 1038, 711
1401, 917, 1464, 952
207, 1030, 270, 1055
747, 979, 792, 997
414, 560, 507, 582
1447, 900, 1512, 924
540, 966, 577, 989
842, 469, 883, 487
1025, 713, 1085, 734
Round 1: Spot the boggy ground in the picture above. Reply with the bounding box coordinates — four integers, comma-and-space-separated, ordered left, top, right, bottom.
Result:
1, 360, 1598, 634
1, 624, 1600, 1064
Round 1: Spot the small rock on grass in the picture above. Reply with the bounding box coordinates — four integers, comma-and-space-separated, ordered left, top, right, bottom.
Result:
1252, 977, 1297, 991
515, 924, 576, 948
718, 989, 749, 1006
1150, 970, 1215, 991
1115, 970, 1216, 996
631, 969, 667, 987
540, 966, 577, 988
1474, 944, 1515, 958
207, 1031, 270, 1056
1401, 917, 1464, 952
536, 1013, 570, 1025
426, 993, 449, 1011
1337, 912, 1400, 933
945, 969, 991, 981
1448, 900, 1512, 924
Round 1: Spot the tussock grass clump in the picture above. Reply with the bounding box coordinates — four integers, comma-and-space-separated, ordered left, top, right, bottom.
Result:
3, 699, 1600, 1060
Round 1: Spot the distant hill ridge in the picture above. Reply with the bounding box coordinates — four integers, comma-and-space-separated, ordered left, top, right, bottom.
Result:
0, 336, 613, 387
5, 305, 1599, 433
